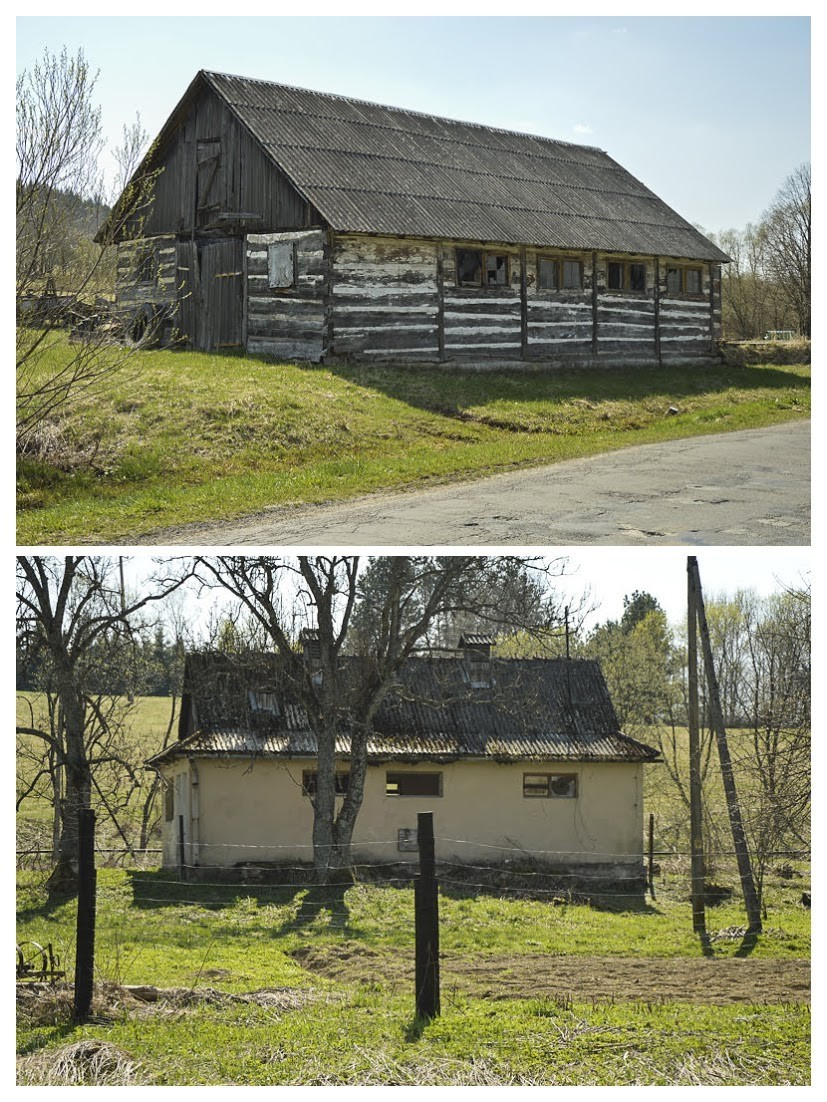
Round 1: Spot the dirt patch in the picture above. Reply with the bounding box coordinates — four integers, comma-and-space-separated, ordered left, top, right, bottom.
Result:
291, 944, 810, 1005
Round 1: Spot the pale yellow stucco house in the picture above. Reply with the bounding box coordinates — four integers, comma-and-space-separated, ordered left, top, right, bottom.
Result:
148, 638, 659, 878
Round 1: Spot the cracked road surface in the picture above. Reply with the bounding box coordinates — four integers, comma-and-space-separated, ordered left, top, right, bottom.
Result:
139, 420, 809, 547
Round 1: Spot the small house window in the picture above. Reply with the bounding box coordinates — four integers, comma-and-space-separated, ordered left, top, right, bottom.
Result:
302, 771, 350, 797
164, 783, 174, 821
607, 261, 646, 292
523, 773, 578, 798
456, 249, 509, 288
666, 266, 703, 295
386, 772, 442, 797
268, 242, 295, 289
538, 257, 583, 291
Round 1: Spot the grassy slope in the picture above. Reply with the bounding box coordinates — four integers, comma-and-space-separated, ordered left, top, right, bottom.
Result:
17, 338, 810, 543
16, 870, 810, 1085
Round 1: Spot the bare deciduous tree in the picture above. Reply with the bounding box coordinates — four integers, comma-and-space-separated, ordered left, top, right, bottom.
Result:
16, 48, 157, 454
16, 556, 189, 893
761, 163, 811, 339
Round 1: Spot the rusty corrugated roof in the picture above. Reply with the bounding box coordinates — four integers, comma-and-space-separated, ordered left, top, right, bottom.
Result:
148, 651, 659, 767
194, 70, 728, 263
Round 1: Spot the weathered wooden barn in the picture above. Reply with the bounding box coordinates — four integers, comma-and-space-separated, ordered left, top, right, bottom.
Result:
104, 69, 729, 366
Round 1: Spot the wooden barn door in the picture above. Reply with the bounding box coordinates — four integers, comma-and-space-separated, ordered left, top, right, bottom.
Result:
176, 238, 243, 351
198, 239, 243, 351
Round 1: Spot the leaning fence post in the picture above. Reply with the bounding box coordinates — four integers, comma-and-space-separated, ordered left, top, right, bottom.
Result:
414, 812, 440, 1019
74, 808, 97, 1023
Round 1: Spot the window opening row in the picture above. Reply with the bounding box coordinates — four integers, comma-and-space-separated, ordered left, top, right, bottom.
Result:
300, 770, 578, 799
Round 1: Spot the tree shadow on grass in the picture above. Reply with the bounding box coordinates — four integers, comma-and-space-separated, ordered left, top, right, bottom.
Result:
127, 868, 308, 912
734, 929, 761, 958
127, 869, 359, 939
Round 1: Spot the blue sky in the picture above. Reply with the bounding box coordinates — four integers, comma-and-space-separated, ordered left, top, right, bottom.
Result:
16, 12, 811, 233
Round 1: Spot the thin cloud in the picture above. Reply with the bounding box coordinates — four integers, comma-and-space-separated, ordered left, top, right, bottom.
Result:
573, 123, 594, 135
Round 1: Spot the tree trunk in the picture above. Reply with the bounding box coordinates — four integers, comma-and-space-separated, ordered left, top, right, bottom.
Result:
45, 680, 90, 896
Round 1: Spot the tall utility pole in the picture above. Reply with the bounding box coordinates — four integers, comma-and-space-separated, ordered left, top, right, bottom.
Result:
689, 557, 762, 933
687, 559, 706, 934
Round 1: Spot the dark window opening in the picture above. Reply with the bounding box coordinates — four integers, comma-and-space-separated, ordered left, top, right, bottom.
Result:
302, 771, 350, 797
523, 772, 578, 798
456, 249, 509, 288
386, 772, 442, 797
607, 261, 646, 292
457, 248, 483, 286
164, 784, 174, 821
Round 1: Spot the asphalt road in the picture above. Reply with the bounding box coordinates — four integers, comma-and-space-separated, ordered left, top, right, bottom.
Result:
141, 420, 810, 547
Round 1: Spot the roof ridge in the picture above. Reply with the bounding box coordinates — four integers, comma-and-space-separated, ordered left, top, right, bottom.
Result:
202, 69, 606, 156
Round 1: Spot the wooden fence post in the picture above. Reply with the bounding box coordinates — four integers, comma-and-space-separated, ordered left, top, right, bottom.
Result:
648, 813, 656, 900
414, 812, 440, 1020
73, 808, 97, 1023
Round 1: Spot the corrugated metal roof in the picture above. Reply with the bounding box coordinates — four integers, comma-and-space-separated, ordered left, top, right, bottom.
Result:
149, 652, 659, 767
200, 70, 729, 262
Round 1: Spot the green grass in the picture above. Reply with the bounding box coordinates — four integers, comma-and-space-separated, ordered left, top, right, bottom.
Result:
16, 868, 810, 1085
17, 336, 810, 543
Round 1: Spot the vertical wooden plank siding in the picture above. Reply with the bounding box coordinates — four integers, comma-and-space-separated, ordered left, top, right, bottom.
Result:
241, 239, 249, 349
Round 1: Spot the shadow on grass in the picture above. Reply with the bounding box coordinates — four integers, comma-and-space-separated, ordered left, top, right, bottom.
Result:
127, 868, 308, 912
404, 1014, 434, 1043
127, 869, 360, 939
734, 930, 761, 958
438, 877, 658, 916
321, 360, 810, 423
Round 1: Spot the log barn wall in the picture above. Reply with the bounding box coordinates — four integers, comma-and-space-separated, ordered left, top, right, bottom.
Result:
328, 235, 440, 360
325, 233, 721, 366
114, 234, 179, 340
245, 230, 328, 362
